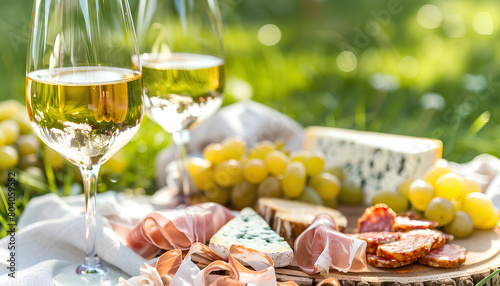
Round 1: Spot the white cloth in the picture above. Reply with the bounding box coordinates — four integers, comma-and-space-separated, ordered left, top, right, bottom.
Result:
0, 192, 157, 286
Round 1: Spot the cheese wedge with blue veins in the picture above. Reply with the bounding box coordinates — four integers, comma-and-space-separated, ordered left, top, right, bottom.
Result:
304, 127, 442, 203
209, 207, 294, 267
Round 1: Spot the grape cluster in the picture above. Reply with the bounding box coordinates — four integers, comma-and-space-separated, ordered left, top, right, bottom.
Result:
186, 137, 342, 209
0, 100, 63, 185
373, 160, 499, 238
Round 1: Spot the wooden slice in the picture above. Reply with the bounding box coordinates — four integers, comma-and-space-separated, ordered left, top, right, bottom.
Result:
273, 206, 500, 285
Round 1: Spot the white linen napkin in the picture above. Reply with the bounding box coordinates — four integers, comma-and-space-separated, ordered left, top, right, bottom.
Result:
0, 192, 155, 286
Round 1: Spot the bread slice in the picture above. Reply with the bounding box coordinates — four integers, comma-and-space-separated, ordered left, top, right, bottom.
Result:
256, 197, 347, 247
208, 207, 294, 267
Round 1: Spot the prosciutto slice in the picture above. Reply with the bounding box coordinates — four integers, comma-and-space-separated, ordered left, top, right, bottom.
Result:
119, 203, 234, 258
294, 214, 367, 274
119, 242, 300, 286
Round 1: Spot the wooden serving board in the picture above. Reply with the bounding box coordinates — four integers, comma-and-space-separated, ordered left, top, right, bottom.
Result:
274, 206, 500, 286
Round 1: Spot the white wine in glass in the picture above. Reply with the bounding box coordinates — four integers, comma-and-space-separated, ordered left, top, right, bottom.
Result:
26, 0, 143, 285
136, 0, 225, 198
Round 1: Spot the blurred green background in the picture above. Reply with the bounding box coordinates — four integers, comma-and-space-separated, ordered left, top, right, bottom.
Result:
1, 0, 500, 235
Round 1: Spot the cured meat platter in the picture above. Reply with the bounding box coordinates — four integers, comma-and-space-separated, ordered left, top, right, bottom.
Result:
272, 206, 500, 286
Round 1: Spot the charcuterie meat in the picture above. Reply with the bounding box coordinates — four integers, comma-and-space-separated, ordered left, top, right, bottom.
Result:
394, 216, 438, 231
357, 204, 397, 233
366, 254, 416, 268
418, 244, 467, 268
377, 229, 445, 262
350, 232, 403, 254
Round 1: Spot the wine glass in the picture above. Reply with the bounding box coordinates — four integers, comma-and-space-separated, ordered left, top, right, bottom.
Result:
136, 0, 225, 199
26, 0, 143, 284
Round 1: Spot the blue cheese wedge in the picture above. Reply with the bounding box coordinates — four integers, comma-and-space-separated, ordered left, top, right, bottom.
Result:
304, 127, 442, 204
208, 207, 294, 267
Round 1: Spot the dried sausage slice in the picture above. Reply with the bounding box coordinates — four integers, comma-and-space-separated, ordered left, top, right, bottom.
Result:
394, 216, 438, 231
366, 254, 416, 268
350, 232, 403, 254
418, 244, 467, 268
377, 229, 445, 262
357, 204, 397, 233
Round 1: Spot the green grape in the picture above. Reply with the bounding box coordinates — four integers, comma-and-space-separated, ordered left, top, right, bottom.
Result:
231, 180, 258, 209
338, 184, 364, 205
463, 192, 497, 229
424, 197, 455, 226
424, 165, 452, 188
16, 134, 40, 156
463, 178, 481, 195
282, 161, 306, 199
290, 150, 324, 177
18, 154, 40, 170
0, 119, 20, 145
0, 129, 4, 146
408, 179, 434, 211
372, 190, 409, 213
444, 210, 474, 238
323, 197, 338, 209
303, 152, 325, 177
0, 100, 24, 122
309, 172, 340, 200
324, 166, 345, 182
290, 150, 311, 162
265, 150, 290, 177
0, 145, 19, 169
214, 159, 244, 187
398, 178, 415, 200
203, 143, 224, 165
295, 186, 323, 205
205, 184, 231, 205
221, 136, 247, 160
248, 140, 276, 160
243, 158, 268, 184
258, 176, 282, 198
192, 167, 215, 191
434, 173, 465, 202
186, 157, 211, 177
12, 113, 32, 135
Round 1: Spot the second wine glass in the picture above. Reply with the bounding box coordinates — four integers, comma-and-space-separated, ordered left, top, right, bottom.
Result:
136, 0, 225, 198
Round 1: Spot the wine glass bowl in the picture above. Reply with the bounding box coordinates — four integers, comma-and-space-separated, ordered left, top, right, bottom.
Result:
26, 0, 142, 284
136, 0, 226, 198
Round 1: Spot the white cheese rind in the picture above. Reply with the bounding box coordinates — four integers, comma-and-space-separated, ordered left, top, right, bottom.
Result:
304, 127, 442, 204
208, 207, 294, 267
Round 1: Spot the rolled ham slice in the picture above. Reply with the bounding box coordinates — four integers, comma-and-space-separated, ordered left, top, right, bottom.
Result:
294, 214, 367, 274
119, 242, 301, 286
119, 203, 234, 258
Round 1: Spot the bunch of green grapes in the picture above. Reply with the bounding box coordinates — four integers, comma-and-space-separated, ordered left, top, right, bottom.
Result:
390, 162, 499, 238
0, 100, 63, 185
186, 137, 343, 210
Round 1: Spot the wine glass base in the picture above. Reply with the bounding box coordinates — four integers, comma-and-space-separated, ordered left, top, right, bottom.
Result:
52, 262, 129, 286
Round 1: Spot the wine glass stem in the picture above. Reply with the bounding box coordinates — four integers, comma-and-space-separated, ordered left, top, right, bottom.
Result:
172, 129, 190, 198
77, 165, 106, 274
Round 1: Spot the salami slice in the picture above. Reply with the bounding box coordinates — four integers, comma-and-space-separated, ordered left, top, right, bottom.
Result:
357, 204, 397, 233
366, 254, 416, 268
350, 232, 403, 254
418, 244, 467, 268
377, 229, 445, 262
394, 216, 438, 231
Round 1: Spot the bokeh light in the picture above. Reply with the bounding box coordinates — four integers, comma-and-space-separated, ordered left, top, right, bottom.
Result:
336, 51, 357, 72
227, 77, 254, 101
473, 12, 494, 35
417, 5, 443, 29
398, 56, 419, 78
257, 24, 282, 46
420, 92, 446, 111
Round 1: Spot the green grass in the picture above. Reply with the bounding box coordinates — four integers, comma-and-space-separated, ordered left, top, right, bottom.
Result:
1, 0, 500, 238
